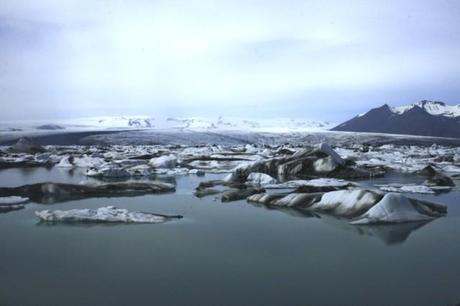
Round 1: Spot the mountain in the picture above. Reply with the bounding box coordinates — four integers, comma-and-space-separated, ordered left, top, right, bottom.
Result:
332, 100, 460, 138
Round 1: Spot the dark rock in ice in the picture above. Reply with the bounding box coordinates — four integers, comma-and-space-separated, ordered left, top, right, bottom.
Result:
0, 181, 175, 204
433, 154, 455, 163
128, 153, 161, 160
269, 192, 323, 208
246, 192, 290, 205
274, 147, 296, 155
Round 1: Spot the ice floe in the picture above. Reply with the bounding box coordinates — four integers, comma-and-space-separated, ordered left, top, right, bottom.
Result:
377, 184, 435, 194
35, 206, 182, 223
0, 196, 29, 213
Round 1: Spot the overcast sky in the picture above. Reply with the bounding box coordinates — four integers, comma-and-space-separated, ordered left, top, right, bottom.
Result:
0, 0, 459, 121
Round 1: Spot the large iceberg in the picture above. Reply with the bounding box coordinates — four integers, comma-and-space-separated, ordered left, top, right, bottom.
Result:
36, 206, 182, 223
352, 193, 447, 224
309, 189, 383, 217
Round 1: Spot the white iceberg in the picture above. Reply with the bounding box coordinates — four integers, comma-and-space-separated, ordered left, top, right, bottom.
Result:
0, 196, 29, 205
0, 196, 29, 212
246, 172, 277, 185
310, 189, 383, 217
86, 166, 131, 178
149, 155, 177, 169
35, 206, 182, 223
351, 193, 447, 224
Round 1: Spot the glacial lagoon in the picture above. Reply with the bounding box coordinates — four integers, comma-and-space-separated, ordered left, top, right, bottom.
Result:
1, 167, 460, 306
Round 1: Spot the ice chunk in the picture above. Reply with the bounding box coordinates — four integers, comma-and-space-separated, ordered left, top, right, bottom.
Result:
351, 193, 446, 224
246, 173, 277, 185
149, 155, 177, 169
0, 196, 29, 204
318, 143, 345, 166
378, 184, 435, 194
35, 206, 182, 223
311, 189, 383, 217
0, 196, 29, 213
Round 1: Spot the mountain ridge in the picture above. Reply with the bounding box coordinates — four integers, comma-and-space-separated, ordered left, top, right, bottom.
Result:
332, 100, 460, 138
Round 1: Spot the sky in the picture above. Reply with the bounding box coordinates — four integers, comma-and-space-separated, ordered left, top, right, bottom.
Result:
0, 0, 459, 122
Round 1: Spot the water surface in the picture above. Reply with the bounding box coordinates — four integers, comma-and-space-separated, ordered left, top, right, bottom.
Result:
1, 168, 460, 306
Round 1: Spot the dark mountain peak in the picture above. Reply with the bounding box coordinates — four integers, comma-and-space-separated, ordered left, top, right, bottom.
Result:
369, 104, 393, 114
332, 100, 460, 138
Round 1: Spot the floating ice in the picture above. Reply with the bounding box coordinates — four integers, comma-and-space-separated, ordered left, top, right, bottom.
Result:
0, 196, 29, 205
352, 193, 447, 224
35, 206, 182, 223
311, 189, 383, 217
149, 155, 177, 169
378, 184, 435, 194
246, 173, 277, 185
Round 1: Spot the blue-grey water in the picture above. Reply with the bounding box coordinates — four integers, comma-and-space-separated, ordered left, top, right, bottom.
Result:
1, 168, 460, 306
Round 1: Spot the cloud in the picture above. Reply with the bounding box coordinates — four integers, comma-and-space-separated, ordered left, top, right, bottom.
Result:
0, 0, 459, 120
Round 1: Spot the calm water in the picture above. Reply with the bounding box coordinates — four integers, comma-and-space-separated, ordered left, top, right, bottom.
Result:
1, 168, 460, 306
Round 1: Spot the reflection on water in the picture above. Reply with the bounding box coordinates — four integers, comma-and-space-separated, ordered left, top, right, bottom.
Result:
318, 214, 433, 245
248, 201, 434, 245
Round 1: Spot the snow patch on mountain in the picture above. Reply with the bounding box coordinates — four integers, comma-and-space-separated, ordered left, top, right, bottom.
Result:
391, 100, 460, 117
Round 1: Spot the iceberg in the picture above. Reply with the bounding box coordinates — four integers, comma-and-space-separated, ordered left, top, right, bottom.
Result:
0, 196, 29, 213
310, 189, 383, 217
378, 184, 435, 194
352, 193, 447, 224
246, 172, 277, 185
35, 206, 182, 223
149, 155, 177, 169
